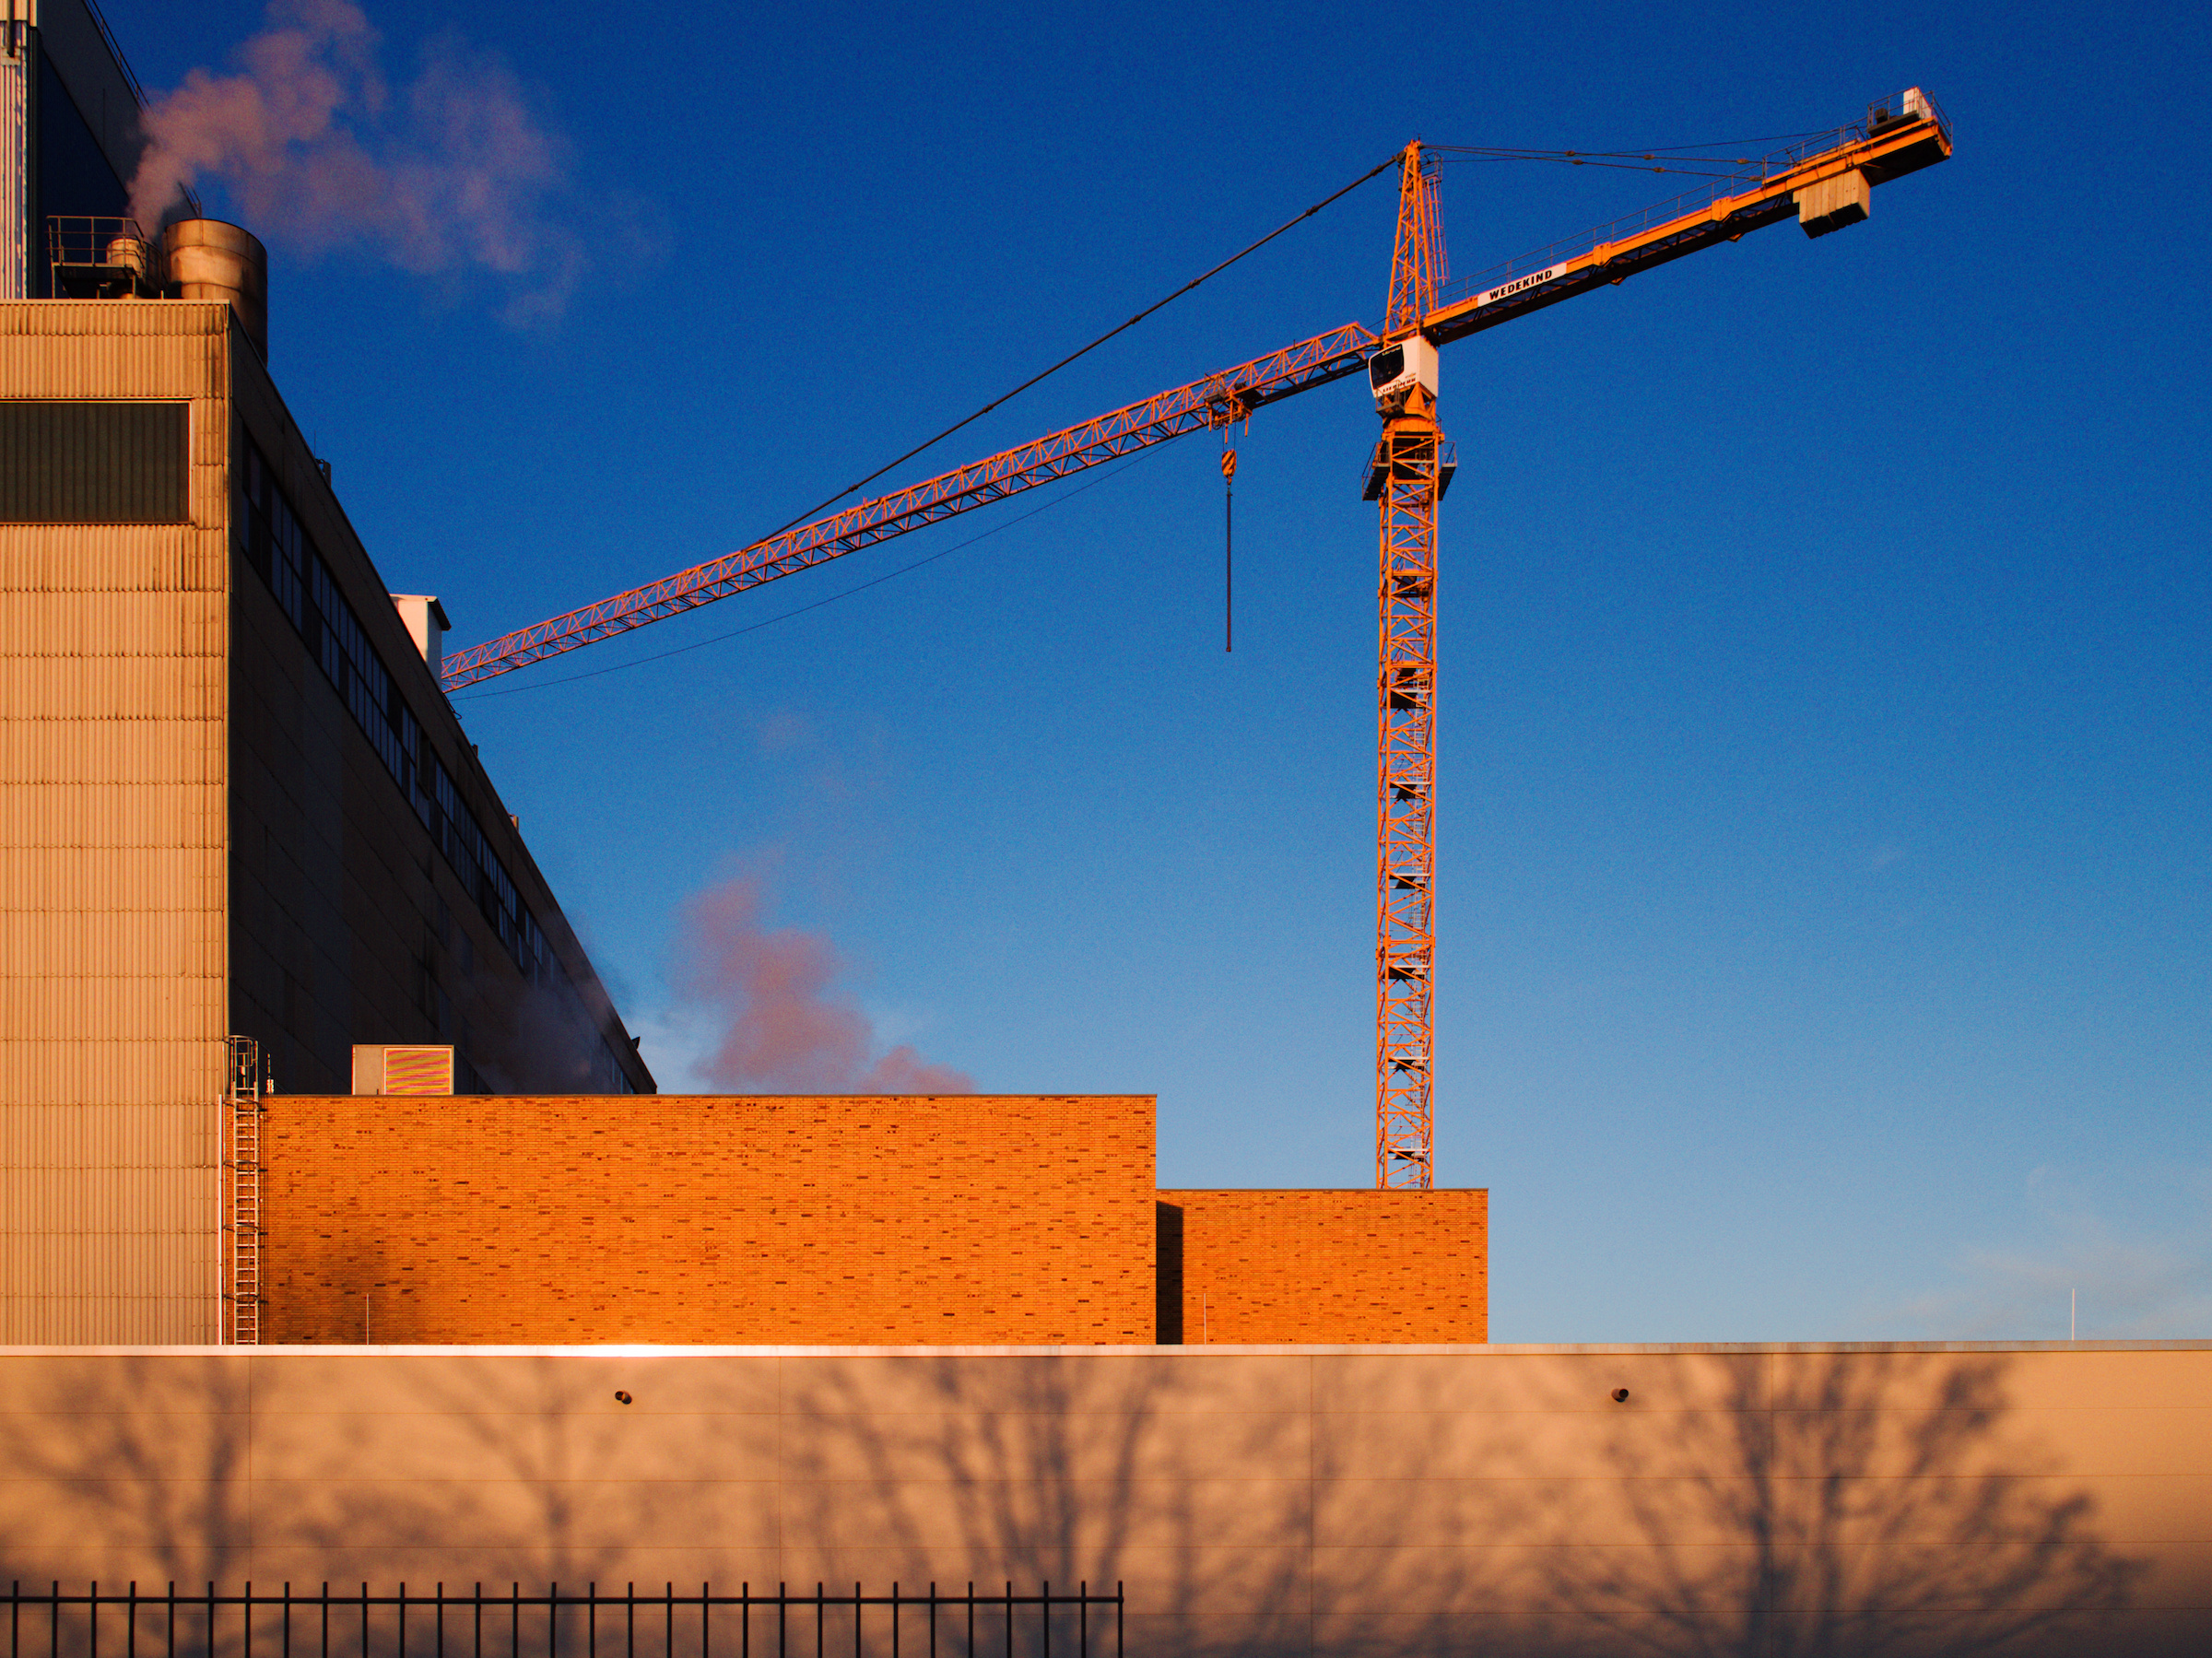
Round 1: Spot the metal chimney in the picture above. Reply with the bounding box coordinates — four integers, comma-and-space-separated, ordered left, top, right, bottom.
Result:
161, 219, 268, 358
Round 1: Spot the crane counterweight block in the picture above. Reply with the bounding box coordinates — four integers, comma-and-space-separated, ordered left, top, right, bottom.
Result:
1796, 169, 1871, 238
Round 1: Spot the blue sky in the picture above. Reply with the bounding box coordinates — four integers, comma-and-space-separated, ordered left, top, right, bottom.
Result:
116, 0, 2208, 1341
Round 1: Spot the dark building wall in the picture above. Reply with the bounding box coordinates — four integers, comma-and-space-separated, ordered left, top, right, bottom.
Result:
225, 330, 650, 1097
26, 0, 147, 296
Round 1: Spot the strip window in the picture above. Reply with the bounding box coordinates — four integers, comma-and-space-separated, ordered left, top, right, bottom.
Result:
232, 435, 624, 1061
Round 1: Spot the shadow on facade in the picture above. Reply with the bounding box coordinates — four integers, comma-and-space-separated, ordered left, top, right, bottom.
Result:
0, 1348, 2175, 1657
1314, 1348, 2151, 1657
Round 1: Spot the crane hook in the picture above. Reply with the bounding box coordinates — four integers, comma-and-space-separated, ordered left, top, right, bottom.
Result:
1220, 444, 1237, 653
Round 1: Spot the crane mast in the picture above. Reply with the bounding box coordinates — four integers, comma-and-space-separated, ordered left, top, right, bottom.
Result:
442, 94, 1951, 1190
1373, 146, 1448, 1188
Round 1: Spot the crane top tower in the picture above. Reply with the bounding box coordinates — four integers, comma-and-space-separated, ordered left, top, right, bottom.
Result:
440, 90, 1953, 1189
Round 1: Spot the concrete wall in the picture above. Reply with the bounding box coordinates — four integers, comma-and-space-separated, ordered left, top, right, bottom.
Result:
262, 1094, 1159, 1345
0, 1342, 2204, 1655
1159, 1189, 1487, 1344
0, 301, 229, 1343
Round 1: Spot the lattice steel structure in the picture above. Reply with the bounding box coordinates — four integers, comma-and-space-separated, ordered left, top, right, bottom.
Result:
440, 98, 1952, 1190
1371, 147, 1447, 1187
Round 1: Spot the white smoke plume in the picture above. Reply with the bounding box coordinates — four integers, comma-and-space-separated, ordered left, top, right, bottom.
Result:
672, 875, 975, 1096
128, 0, 582, 323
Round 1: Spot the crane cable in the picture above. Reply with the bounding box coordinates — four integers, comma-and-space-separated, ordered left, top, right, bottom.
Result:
745, 149, 1408, 553
1221, 442, 1237, 653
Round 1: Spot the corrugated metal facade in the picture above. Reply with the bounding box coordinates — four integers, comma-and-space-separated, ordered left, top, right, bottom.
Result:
0, 300, 226, 1343
0, 52, 23, 301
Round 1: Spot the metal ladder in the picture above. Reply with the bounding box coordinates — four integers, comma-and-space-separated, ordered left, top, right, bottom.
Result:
225, 1036, 264, 1345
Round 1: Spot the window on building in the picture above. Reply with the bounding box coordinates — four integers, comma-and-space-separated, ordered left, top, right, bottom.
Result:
233, 432, 643, 1089
0, 401, 188, 522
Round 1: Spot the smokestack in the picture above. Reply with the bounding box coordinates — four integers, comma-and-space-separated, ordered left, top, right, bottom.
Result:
160, 219, 268, 358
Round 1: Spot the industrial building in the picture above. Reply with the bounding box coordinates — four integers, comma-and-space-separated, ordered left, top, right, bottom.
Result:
0, 0, 652, 1346
0, 0, 1483, 1356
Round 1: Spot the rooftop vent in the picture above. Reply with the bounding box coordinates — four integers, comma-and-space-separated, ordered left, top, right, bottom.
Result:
353, 1044, 455, 1097
392, 595, 452, 675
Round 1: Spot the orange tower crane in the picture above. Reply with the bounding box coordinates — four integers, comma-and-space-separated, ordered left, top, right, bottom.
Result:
442, 92, 1953, 1188
1370, 144, 1450, 1186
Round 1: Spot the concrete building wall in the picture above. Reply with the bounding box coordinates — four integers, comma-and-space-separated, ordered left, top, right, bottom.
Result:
1159, 1189, 1488, 1345
261, 1093, 1159, 1346
0, 300, 228, 1343
223, 335, 652, 1100
0, 1342, 2205, 1655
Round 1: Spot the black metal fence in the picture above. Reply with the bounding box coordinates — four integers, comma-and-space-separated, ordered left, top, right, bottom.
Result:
3, 1583, 1122, 1658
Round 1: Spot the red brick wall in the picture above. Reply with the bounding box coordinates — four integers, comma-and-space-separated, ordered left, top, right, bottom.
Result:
264, 1094, 1157, 1345
1158, 1189, 1488, 1344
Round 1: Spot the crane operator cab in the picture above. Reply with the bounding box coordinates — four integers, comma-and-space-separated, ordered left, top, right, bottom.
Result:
1369, 335, 1440, 417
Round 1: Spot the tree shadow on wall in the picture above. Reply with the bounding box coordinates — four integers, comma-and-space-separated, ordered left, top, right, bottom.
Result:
1332, 1347, 2151, 1658
776, 1351, 1324, 1658
0, 1354, 253, 1592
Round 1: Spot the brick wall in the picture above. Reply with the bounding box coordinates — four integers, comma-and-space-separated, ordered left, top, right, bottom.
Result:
1158, 1188, 1488, 1343
263, 1093, 1157, 1344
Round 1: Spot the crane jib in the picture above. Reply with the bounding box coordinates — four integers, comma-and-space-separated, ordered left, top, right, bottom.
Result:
443, 94, 1950, 694
1475, 265, 1561, 307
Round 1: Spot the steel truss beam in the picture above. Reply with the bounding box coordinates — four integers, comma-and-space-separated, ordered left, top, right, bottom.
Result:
440, 325, 1379, 691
